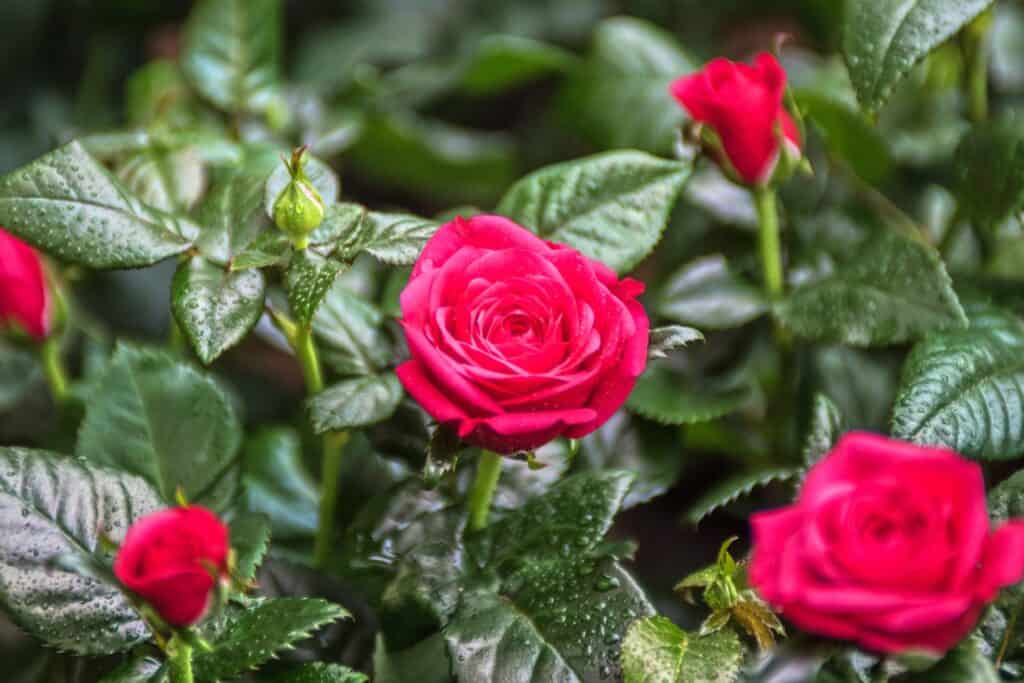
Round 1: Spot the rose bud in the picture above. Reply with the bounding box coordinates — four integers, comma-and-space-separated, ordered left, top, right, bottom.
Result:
114, 506, 230, 628
396, 215, 649, 454
670, 53, 802, 187
0, 227, 51, 342
272, 147, 325, 249
750, 432, 1024, 655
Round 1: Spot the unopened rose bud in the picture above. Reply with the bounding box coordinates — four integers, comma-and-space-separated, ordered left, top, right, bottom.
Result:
0, 227, 52, 343
272, 147, 325, 249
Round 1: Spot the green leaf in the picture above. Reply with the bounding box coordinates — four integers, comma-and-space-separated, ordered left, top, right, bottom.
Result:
497, 150, 691, 274
656, 255, 767, 330
955, 113, 1024, 232
795, 90, 892, 185
686, 467, 802, 525
897, 642, 999, 682
627, 367, 749, 426
349, 212, 439, 266
348, 112, 517, 205
648, 325, 704, 361
473, 470, 633, 566
775, 232, 966, 346
172, 256, 267, 364
560, 17, 696, 155
242, 428, 318, 541
310, 202, 368, 257
193, 598, 349, 680
181, 0, 282, 114
892, 306, 1024, 459
100, 654, 168, 683
287, 249, 345, 326
373, 634, 452, 683
621, 616, 687, 683
579, 410, 685, 509
842, 0, 995, 114
803, 394, 844, 467
195, 170, 270, 265
115, 148, 206, 214
0, 448, 164, 655
267, 663, 368, 683
809, 345, 899, 431
0, 339, 38, 412
229, 513, 270, 584
76, 344, 242, 509
264, 155, 340, 221
0, 141, 198, 268
676, 628, 744, 683
231, 230, 291, 270
307, 374, 403, 434
459, 35, 576, 95
313, 282, 392, 376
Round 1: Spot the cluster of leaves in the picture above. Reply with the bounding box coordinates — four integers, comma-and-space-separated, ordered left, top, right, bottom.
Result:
4, 0, 1024, 681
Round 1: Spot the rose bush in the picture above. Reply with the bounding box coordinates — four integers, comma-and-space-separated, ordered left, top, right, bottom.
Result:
114, 506, 230, 627
396, 214, 649, 454
750, 432, 1024, 654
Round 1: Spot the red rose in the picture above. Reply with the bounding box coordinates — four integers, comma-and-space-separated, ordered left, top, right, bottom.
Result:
750, 432, 1024, 655
114, 506, 230, 627
0, 227, 51, 341
396, 215, 649, 454
670, 53, 801, 186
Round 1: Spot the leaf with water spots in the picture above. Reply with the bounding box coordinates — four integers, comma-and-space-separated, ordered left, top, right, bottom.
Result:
268, 663, 368, 683
0, 448, 164, 655
307, 373, 403, 434
0, 141, 199, 269
287, 249, 347, 326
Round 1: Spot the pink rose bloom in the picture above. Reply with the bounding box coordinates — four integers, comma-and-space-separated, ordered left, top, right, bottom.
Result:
0, 227, 51, 341
670, 53, 801, 186
751, 432, 1024, 654
396, 215, 649, 454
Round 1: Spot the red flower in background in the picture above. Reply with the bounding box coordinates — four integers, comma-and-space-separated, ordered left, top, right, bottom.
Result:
114, 506, 230, 627
0, 227, 51, 341
396, 215, 649, 454
750, 432, 1024, 655
671, 53, 801, 186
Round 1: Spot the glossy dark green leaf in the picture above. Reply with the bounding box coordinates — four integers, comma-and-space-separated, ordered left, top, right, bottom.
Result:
181, 0, 282, 114
892, 306, 1024, 460
896, 642, 999, 682
267, 663, 368, 683
795, 90, 892, 185
373, 634, 452, 683
621, 616, 687, 683
307, 374, 403, 434
842, 0, 995, 113
242, 428, 318, 541
497, 150, 691, 275
230, 513, 270, 584
657, 255, 767, 330
313, 282, 392, 376
99, 654, 168, 683
955, 114, 1024, 232
310, 202, 368, 258
560, 17, 696, 155
193, 598, 349, 681
115, 148, 206, 214
286, 249, 345, 326
348, 212, 439, 266
0, 339, 38, 412
648, 325, 704, 361
459, 35, 575, 95
0, 141, 198, 268
348, 112, 517, 205
579, 410, 685, 509
627, 367, 749, 426
231, 230, 291, 271
172, 257, 267, 364
195, 170, 270, 266
0, 448, 163, 655
264, 155, 339, 221
687, 468, 802, 525
808, 346, 899, 432
776, 232, 966, 346
76, 344, 242, 509
803, 394, 843, 466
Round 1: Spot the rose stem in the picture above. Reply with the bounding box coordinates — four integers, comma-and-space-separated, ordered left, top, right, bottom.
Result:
271, 308, 346, 569
167, 634, 194, 683
997, 600, 1023, 668
753, 186, 784, 300
38, 337, 68, 404
467, 450, 503, 532
963, 8, 993, 124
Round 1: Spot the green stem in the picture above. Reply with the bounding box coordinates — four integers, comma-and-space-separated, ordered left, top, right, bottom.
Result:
964, 9, 993, 124
468, 450, 503, 532
997, 601, 1023, 669
167, 635, 194, 683
293, 325, 323, 394
39, 338, 68, 404
314, 430, 349, 568
753, 186, 784, 300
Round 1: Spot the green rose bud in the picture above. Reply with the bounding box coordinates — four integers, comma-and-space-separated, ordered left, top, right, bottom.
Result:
272, 147, 325, 249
